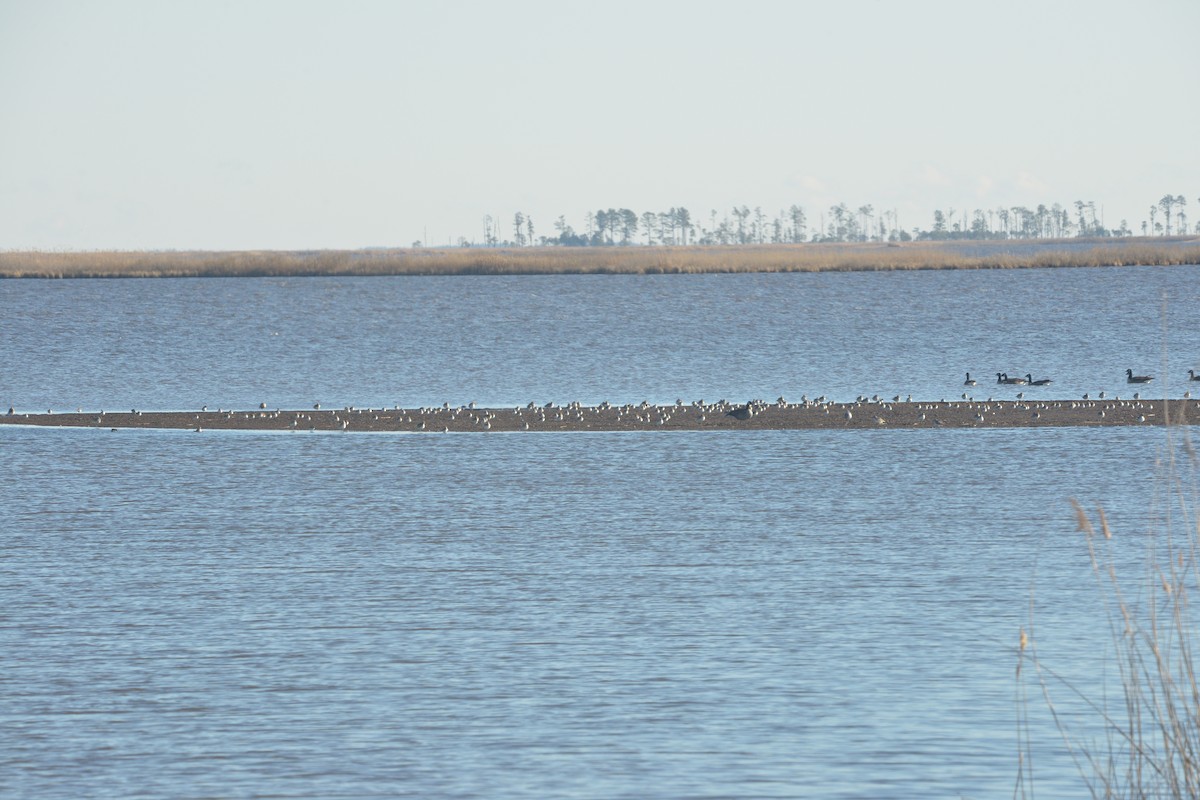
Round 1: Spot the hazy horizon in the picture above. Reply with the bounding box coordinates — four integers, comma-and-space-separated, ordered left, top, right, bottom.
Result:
2, 0, 1197, 250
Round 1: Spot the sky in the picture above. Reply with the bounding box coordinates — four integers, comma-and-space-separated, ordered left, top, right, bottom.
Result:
1, 0, 1197, 250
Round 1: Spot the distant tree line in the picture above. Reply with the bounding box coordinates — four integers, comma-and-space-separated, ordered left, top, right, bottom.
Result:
458, 194, 1195, 248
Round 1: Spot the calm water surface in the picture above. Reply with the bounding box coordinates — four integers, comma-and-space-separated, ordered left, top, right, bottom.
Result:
3, 266, 1199, 798
3, 265, 1199, 411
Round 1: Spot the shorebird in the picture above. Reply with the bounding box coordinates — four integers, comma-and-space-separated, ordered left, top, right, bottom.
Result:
1126, 369, 1153, 384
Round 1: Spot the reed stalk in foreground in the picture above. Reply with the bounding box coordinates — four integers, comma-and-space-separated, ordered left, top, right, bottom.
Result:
1016, 421, 1200, 798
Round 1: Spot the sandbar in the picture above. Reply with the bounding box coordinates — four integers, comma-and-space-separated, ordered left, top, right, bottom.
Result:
3, 398, 1196, 433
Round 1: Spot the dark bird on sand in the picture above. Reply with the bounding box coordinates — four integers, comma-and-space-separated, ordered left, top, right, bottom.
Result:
726, 405, 754, 421
1126, 369, 1153, 384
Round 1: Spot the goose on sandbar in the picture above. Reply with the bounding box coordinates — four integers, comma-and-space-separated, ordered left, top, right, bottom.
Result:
726, 405, 753, 421
1126, 369, 1153, 384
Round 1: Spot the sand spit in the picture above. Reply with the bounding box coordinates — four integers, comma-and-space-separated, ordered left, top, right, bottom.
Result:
3, 399, 1197, 433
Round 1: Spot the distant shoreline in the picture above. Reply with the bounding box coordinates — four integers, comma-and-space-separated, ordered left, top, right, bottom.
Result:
2, 239, 1199, 279
4, 399, 1196, 432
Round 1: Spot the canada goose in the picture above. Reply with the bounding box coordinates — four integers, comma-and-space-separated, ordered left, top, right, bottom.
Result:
1126, 369, 1153, 384
964, 373, 977, 386
1025, 374, 1052, 386
999, 373, 1027, 385
1189, 369, 1200, 381
726, 405, 753, 421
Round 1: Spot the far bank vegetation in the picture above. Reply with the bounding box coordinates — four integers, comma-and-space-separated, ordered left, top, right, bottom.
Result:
2, 239, 1200, 279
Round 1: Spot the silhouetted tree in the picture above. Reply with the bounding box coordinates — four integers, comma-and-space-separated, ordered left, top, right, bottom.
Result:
1158, 195, 1178, 235
932, 209, 947, 237
618, 209, 638, 245
789, 205, 807, 242
640, 211, 657, 245
513, 212, 526, 246
857, 205, 874, 241
674, 207, 691, 245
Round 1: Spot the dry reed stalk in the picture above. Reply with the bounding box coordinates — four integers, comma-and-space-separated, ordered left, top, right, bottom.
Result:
1017, 421, 1200, 798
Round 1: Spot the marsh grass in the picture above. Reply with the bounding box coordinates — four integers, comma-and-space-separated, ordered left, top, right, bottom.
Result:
1017, 420, 1200, 798
3, 239, 1200, 278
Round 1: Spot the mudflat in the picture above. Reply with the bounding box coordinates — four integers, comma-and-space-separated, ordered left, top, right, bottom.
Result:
3, 398, 1196, 433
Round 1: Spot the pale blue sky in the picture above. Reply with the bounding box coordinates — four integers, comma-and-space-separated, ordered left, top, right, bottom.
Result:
1, 0, 1197, 249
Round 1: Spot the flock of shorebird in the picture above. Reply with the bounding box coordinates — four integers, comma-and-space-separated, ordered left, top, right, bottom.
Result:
5, 371, 1200, 425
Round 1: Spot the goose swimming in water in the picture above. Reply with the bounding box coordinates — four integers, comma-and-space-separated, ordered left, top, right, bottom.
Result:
1025, 374, 1052, 386
1126, 369, 1153, 384
1189, 369, 1200, 381
964, 373, 977, 386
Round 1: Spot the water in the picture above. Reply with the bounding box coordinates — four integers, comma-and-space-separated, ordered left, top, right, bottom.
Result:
3, 266, 1200, 798
3, 265, 1199, 412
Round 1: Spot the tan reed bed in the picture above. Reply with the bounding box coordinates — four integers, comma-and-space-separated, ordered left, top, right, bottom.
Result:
2, 239, 1199, 278
1017, 420, 1200, 798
